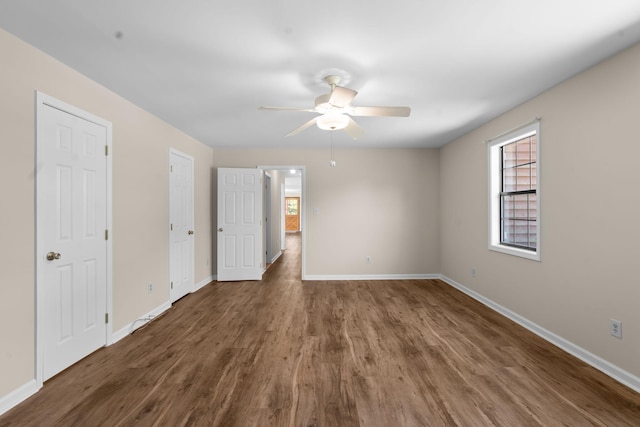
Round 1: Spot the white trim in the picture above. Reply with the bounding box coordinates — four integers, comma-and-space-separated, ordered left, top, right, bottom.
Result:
35, 92, 113, 388
194, 275, 214, 292
487, 121, 541, 261
439, 275, 640, 394
268, 250, 282, 265
111, 301, 172, 344
483, 117, 541, 144
112, 272, 213, 345
0, 380, 38, 417
304, 274, 440, 281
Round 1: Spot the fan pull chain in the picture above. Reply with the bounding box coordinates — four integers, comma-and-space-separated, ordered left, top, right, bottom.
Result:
330, 131, 336, 167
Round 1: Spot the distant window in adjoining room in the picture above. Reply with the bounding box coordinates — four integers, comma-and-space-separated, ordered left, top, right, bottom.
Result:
488, 121, 540, 261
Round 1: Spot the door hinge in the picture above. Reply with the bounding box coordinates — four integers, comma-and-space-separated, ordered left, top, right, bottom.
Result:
170, 281, 173, 289
105, 313, 109, 324
170, 164, 173, 172
105, 229, 109, 240
105, 145, 109, 156
170, 223, 173, 231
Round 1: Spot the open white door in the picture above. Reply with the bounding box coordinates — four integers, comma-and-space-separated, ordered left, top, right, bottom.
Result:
169, 149, 194, 302
217, 168, 263, 281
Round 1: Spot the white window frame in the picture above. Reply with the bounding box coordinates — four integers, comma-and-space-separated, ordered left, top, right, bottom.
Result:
488, 121, 540, 261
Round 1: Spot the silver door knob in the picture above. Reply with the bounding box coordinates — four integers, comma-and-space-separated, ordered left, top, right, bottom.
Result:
188, 230, 194, 235
218, 227, 223, 232
46, 252, 61, 261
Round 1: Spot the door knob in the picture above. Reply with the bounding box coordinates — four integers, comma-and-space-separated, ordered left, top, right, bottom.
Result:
188, 230, 194, 235
218, 228, 223, 232
46, 252, 61, 261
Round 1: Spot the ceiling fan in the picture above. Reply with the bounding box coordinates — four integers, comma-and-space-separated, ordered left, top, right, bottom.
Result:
259, 75, 411, 139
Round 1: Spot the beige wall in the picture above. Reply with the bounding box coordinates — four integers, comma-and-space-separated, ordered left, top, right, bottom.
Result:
212, 148, 441, 277
440, 43, 640, 377
0, 28, 214, 397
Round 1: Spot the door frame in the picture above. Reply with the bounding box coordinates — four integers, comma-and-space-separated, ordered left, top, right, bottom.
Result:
35, 92, 113, 388
169, 148, 195, 302
258, 165, 306, 279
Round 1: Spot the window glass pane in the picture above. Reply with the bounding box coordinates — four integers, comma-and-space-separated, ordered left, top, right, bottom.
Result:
502, 166, 517, 192
515, 164, 533, 191
530, 135, 537, 162
515, 139, 532, 164
502, 194, 536, 220
501, 193, 536, 249
503, 143, 517, 169
528, 222, 538, 246
286, 199, 298, 215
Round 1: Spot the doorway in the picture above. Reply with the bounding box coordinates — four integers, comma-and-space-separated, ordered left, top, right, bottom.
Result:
259, 165, 306, 279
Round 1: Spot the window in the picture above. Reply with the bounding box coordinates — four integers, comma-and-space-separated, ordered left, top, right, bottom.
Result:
286, 198, 298, 215
488, 121, 540, 261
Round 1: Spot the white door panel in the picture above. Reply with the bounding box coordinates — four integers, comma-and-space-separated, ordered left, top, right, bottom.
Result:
169, 149, 194, 302
40, 103, 108, 380
217, 168, 263, 281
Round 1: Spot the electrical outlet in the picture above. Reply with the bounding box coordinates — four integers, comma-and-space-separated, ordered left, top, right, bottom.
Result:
471, 267, 477, 278
610, 319, 622, 339
366, 256, 372, 264
148, 283, 153, 294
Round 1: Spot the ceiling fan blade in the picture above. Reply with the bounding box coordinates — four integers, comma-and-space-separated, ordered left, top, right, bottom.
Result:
349, 106, 411, 117
285, 117, 318, 137
343, 117, 365, 140
329, 86, 357, 108
259, 106, 316, 112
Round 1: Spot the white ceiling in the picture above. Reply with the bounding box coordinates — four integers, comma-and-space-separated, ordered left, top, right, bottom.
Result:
2, 1, 640, 149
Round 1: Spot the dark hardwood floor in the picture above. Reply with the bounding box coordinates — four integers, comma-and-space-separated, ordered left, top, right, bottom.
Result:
2, 233, 640, 426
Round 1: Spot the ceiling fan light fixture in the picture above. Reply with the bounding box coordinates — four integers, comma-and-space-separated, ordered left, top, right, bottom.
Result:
316, 113, 349, 131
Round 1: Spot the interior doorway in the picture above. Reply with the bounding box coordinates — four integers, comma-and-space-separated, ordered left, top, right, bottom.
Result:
259, 165, 306, 279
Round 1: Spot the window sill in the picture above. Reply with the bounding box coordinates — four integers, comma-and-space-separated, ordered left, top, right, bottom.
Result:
489, 243, 540, 261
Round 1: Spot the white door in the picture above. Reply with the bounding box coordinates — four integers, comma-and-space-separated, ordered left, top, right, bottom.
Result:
169, 149, 194, 302
217, 168, 263, 281
38, 101, 109, 381
264, 173, 272, 263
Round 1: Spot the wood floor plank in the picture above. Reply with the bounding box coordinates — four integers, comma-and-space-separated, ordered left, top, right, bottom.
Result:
1, 232, 640, 426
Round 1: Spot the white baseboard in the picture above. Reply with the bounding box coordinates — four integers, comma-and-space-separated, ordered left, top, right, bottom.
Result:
194, 275, 214, 292
268, 251, 282, 265
304, 273, 440, 281
0, 379, 37, 417
111, 301, 172, 344
438, 274, 640, 394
